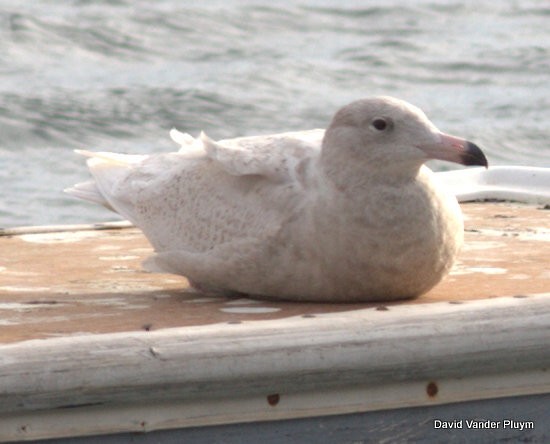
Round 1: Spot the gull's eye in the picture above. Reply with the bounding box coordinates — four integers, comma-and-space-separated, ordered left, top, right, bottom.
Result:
371, 118, 390, 131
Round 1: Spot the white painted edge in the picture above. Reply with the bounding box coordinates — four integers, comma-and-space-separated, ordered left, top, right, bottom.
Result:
0, 293, 549, 441
0, 220, 133, 237
436, 166, 550, 204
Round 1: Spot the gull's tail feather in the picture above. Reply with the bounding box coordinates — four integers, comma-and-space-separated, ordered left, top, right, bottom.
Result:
65, 149, 149, 222
74, 149, 148, 166
64, 181, 113, 210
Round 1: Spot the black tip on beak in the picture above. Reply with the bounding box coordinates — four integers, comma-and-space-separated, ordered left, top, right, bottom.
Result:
462, 141, 489, 168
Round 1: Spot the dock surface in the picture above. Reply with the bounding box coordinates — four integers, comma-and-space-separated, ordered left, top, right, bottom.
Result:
0, 202, 548, 343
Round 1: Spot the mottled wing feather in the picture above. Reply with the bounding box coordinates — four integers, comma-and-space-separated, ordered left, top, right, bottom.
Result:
171, 128, 324, 182
69, 130, 324, 263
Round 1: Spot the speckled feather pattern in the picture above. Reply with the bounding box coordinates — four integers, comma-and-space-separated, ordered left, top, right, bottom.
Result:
68, 97, 469, 302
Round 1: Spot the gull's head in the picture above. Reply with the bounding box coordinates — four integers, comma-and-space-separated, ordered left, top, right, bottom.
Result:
322, 96, 488, 179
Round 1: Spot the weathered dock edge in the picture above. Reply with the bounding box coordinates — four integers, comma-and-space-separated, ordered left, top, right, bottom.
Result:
1, 293, 548, 442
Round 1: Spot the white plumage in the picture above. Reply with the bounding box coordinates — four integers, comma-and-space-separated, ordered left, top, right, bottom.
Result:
67, 96, 488, 302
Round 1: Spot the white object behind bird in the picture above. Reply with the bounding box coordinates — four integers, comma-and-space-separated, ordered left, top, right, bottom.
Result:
66, 96, 488, 302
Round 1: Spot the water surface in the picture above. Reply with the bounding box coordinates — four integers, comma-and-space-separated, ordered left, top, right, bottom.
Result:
1, 0, 548, 227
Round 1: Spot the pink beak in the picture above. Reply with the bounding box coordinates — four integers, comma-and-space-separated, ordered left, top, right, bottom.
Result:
418, 132, 488, 168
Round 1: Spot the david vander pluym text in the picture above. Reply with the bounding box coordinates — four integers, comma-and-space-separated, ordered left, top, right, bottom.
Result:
434, 419, 534, 431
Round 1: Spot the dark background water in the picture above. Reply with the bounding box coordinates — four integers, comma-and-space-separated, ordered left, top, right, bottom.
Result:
1, 0, 548, 227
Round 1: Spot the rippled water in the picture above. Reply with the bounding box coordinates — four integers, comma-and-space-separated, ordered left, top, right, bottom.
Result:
1, 0, 549, 227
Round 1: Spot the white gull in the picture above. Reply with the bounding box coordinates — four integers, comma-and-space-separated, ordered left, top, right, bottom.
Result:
66, 96, 488, 302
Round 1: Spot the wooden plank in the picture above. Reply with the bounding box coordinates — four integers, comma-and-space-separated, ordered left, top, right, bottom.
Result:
0, 202, 548, 343
0, 294, 548, 441
15, 393, 550, 444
